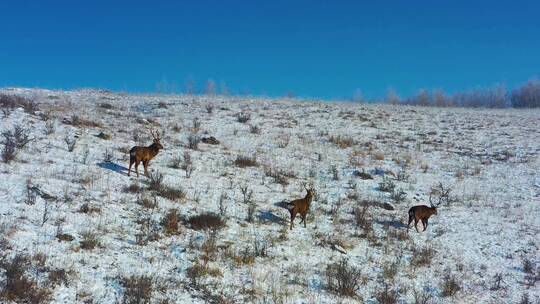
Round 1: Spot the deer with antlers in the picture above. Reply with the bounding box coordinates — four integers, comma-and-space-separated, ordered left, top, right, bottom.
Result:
286, 183, 316, 230
407, 182, 450, 232
128, 130, 164, 178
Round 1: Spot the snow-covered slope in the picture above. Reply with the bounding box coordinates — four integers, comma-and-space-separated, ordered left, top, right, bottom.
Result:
0, 88, 538, 303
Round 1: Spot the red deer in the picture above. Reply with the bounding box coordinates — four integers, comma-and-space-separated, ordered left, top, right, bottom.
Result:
407, 193, 441, 232
128, 130, 163, 178
287, 183, 316, 230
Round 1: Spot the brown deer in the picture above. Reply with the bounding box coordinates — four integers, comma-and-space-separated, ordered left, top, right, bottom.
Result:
287, 183, 316, 230
407, 201, 437, 232
128, 130, 163, 178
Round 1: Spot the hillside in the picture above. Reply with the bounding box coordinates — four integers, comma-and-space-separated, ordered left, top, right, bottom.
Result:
0, 88, 539, 303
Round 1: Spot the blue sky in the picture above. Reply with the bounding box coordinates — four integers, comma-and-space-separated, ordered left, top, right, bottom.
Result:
1, 1, 539, 99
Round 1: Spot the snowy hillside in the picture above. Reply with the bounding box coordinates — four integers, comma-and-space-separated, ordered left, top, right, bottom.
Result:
0, 88, 539, 303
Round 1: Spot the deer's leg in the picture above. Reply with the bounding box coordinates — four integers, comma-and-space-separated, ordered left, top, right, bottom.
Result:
143, 160, 149, 177
128, 160, 133, 177
290, 212, 296, 230
134, 161, 140, 178
301, 213, 307, 228
407, 214, 414, 232
423, 218, 428, 231
414, 218, 419, 232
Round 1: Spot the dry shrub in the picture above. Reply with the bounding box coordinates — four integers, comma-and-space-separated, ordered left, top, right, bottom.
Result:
156, 185, 186, 202
353, 205, 373, 233
329, 135, 356, 149
187, 213, 226, 231
0, 94, 39, 115
161, 209, 181, 235
123, 183, 142, 193
264, 166, 295, 186
234, 154, 258, 168
120, 275, 153, 304
69, 115, 102, 128
80, 231, 101, 250
237, 112, 251, 123
410, 246, 435, 267
79, 203, 101, 214
374, 283, 399, 304
440, 272, 461, 297
0, 254, 51, 304
325, 258, 362, 298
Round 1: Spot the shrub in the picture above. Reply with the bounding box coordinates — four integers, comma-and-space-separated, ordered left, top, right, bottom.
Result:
0, 254, 51, 304
353, 205, 372, 233
329, 135, 356, 149
123, 183, 142, 193
0, 94, 39, 115
80, 231, 100, 250
156, 185, 186, 202
237, 112, 251, 123
390, 188, 407, 204
147, 171, 164, 191
64, 135, 77, 152
440, 273, 461, 297
325, 258, 362, 298
187, 133, 200, 150
1, 125, 32, 163
374, 284, 399, 304
120, 275, 153, 304
249, 124, 261, 134
378, 177, 395, 192
102, 148, 114, 163
161, 209, 181, 235
234, 154, 257, 168
187, 213, 226, 231
410, 246, 435, 267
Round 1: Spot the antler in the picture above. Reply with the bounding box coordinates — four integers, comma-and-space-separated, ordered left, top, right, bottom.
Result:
301, 182, 308, 191
150, 129, 161, 141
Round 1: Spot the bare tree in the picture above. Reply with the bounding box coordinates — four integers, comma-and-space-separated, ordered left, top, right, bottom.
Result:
206, 79, 217, 96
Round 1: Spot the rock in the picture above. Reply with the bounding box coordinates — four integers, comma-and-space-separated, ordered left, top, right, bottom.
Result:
56, 233, 74, 242
353, 169, 373, 180
97, 132, 111, 140
201, 136, 220, 145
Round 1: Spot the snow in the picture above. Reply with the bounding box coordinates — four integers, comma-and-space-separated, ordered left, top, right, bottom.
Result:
0, 87, 539, 303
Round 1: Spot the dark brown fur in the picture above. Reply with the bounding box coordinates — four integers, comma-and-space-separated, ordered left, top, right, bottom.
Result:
128, 131, 163, 178
287, 185, 316, 230
407, 205, 437, 232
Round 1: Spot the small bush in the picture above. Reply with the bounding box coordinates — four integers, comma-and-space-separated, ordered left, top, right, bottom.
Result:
0, 254, 51, 304
326, 258, 362, 298
378, 177, 395, 192
120, 275, 153, 304
0, 94, 39, 115
410, 246, 435, 267
353, 205, 373, 233
237, 112, 251, 123
187, 133, 200, 150
156, 185, 186, 202
187, 213, 226, 231
64, 135, 77, 152
80, 231, 100, 250
374, 284, 399, 304
123, 183, 142, 193
1, 125, 33, 163
390, 188, 407, 204
79, 203, 101, 214
161, 209, 181, 235
147, 171, 164, 191
234, 154, 258, 168
329, 135, 356, 149
102, 148, 114, 162
440, 273, 461, 297
249, 124, 261, 134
